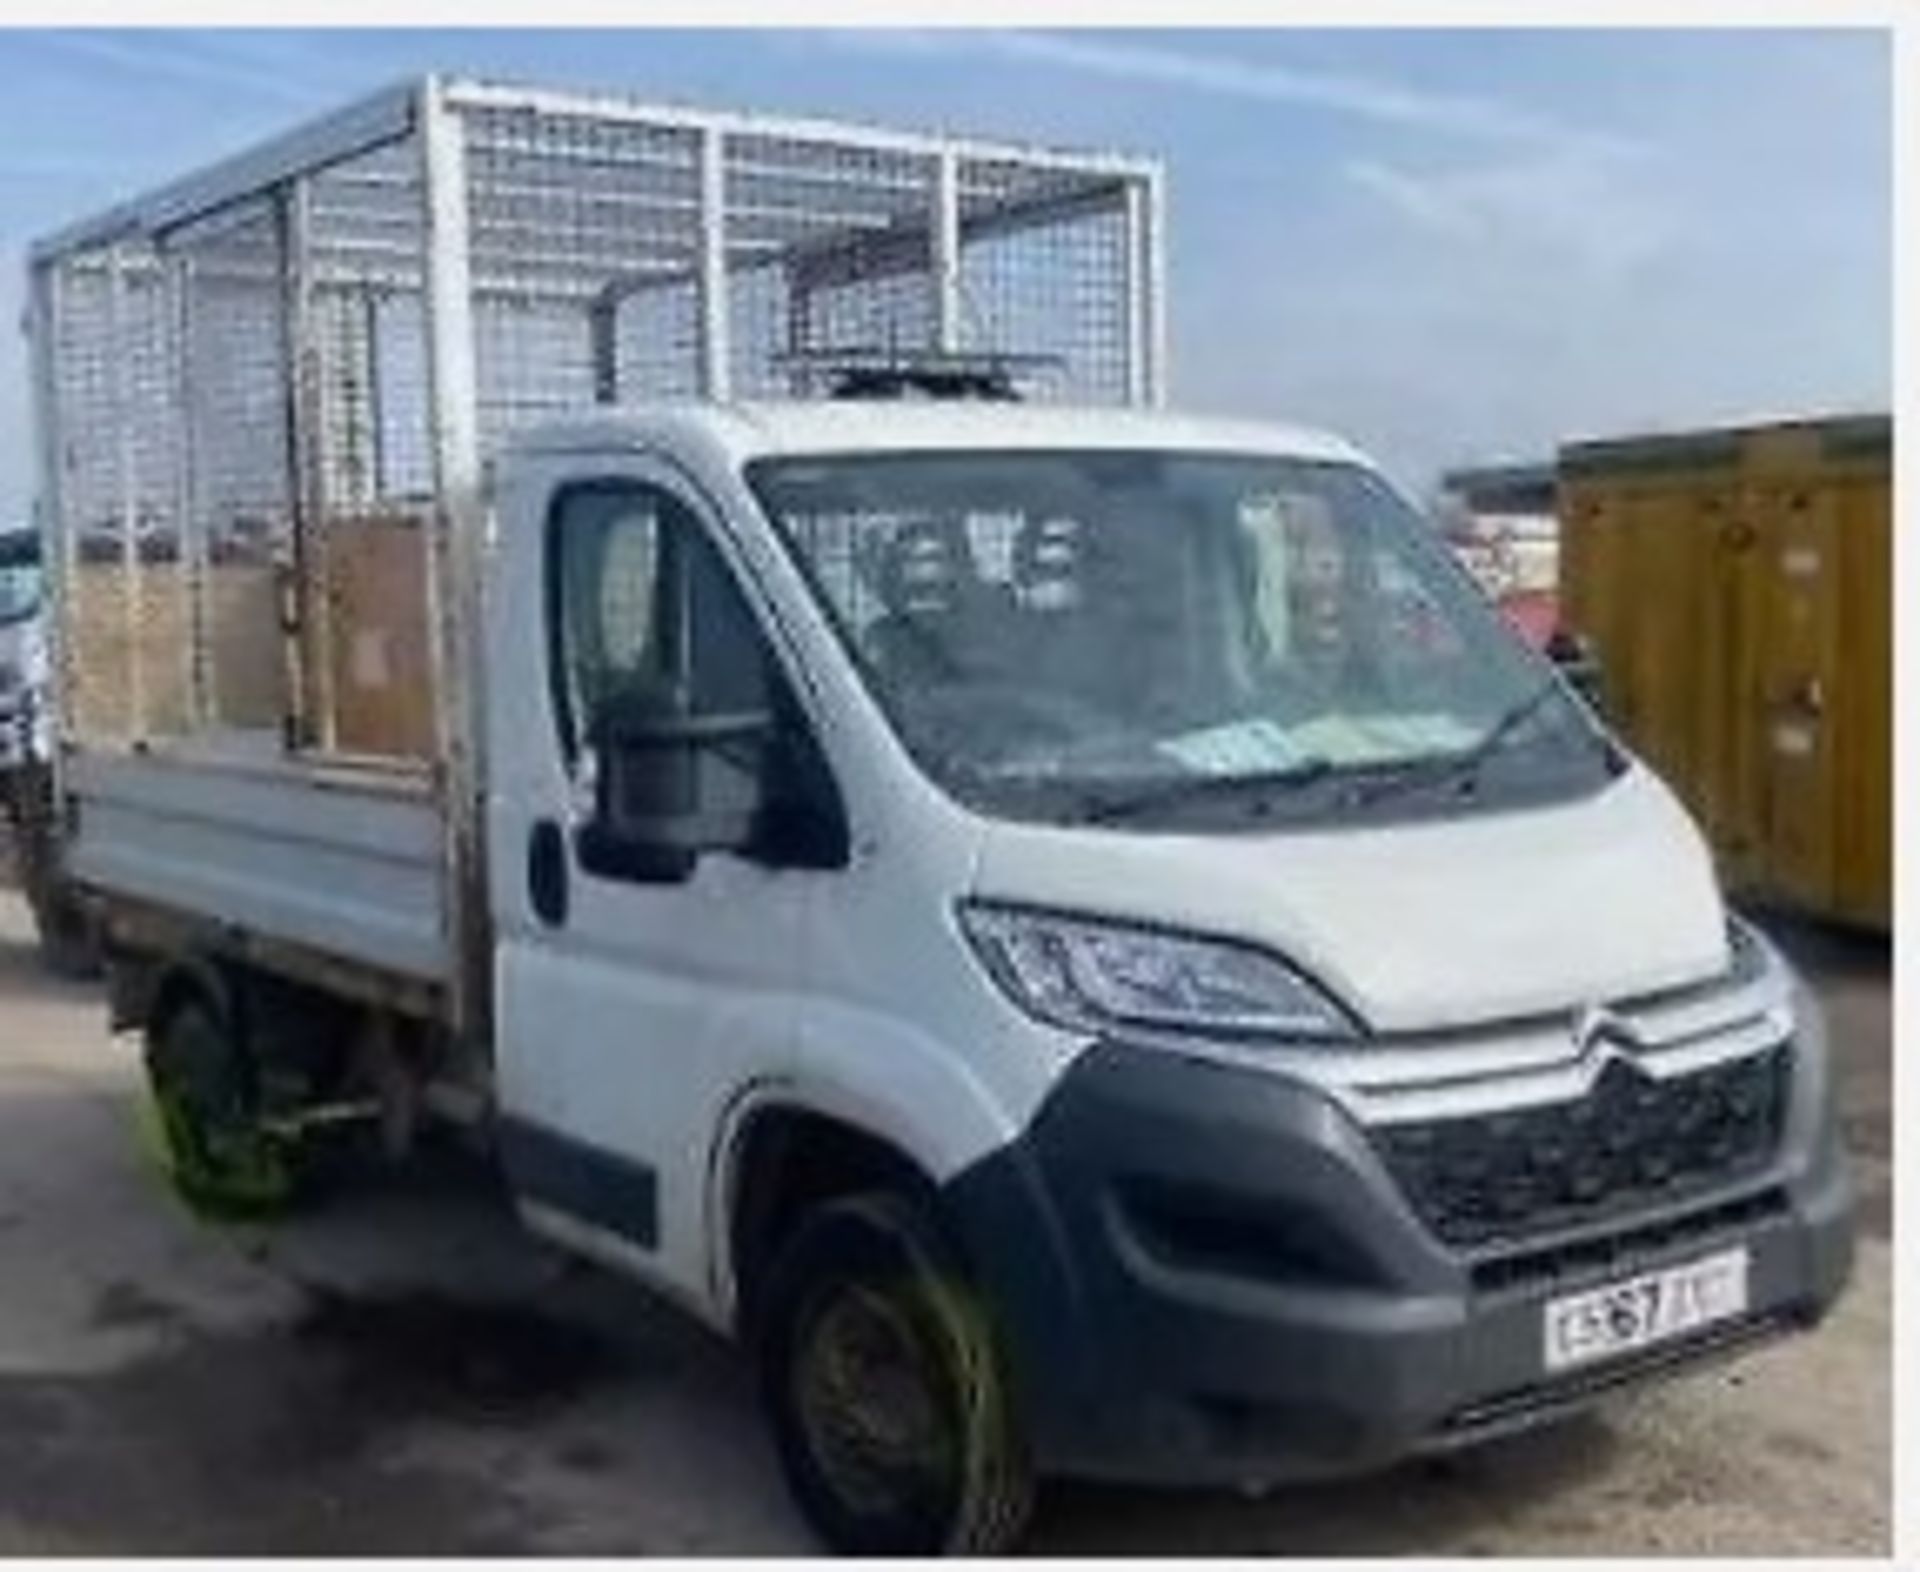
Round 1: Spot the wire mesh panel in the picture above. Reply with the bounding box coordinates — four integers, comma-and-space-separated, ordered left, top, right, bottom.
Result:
305, 133, 436, 757
34, 77, 1163, 770
957, 158, 1135, 404
721, 133, 938, 398
46, 239, 192, 743
46, 247, 119, 741
121, 247, 189, 739
450, 87, 1159, 412
463, 102, 706, 443
168, 196, 294, 737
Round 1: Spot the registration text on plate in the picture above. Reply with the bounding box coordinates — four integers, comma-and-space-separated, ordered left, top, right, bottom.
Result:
1543, 1248, 1750, 1373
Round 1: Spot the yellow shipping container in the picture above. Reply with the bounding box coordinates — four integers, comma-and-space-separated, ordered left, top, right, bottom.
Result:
1559, 413, 1891, 931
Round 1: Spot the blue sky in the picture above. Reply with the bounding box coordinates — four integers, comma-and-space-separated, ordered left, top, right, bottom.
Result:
0, 26, 1891, 518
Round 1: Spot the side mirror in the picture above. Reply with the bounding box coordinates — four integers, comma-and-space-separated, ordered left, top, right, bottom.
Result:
578, 686, 772, 883
1545, 628, 1603, 711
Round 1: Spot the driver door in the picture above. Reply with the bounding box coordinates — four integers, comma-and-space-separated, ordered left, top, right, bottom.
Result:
492, 458, 840, 1308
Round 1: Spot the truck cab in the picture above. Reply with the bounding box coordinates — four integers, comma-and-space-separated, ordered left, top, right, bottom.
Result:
477, 399, 1852, 1549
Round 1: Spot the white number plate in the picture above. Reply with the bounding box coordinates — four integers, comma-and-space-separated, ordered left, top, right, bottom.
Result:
1543, 1247, 1750, 1373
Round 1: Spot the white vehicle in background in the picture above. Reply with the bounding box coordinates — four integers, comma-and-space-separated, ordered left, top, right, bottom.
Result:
0, 525, 47, 781
0, 523, 97, 975
26, 78, 1851, 1554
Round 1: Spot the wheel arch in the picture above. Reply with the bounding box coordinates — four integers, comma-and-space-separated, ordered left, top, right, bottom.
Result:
702, 1009, 1061, 1333
141, 947, 240, 1044
714, 1092, 949, 1334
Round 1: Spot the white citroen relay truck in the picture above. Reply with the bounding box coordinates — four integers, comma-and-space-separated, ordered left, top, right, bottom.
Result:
28, 78, 1851, 1553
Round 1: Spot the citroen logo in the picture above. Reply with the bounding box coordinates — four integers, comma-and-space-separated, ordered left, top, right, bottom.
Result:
1572, 1004, 1639, 1066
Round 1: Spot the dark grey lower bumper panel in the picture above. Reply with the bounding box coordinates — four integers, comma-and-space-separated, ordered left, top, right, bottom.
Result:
944, 1036, 1856, 1488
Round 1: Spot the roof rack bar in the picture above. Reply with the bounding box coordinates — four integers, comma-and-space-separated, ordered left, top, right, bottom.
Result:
31, 82, 417, 264
441, 75, 1160, 181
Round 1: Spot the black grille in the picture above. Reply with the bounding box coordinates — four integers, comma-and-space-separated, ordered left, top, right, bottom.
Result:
1470, 1187, 1788, 1295
1377, 1046, 1790, 1250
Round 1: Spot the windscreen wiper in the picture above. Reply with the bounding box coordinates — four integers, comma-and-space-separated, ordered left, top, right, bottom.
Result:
1350, 678, 1566, 806
1079, 756, 1336, 825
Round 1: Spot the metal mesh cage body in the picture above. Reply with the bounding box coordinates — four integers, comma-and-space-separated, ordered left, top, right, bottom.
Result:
29, 77, 1166, 766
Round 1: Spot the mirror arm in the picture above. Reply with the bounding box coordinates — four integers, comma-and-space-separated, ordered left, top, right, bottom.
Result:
598, 708, 771, 749
574, 819, 698, 885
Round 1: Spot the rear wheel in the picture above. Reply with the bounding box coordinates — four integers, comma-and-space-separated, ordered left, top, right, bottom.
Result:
144, 998, 297, 1217
756, 1190, 1034, 1555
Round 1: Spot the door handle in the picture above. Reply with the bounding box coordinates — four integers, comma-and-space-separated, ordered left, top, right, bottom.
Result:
527, 818, 569, 928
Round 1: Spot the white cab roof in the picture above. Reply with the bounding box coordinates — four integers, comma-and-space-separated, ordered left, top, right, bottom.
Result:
509, 401, 1373, 471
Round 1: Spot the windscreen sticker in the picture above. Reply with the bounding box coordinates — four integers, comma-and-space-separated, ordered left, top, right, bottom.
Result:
1332, 712, 1479, 757
1163, 711, 1479, 771
1156, 718, 1304, 775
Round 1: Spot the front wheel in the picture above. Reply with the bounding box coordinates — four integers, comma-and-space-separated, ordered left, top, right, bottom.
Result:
756, 1190, 1035, 1555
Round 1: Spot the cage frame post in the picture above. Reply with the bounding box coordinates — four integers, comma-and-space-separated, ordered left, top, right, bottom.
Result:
1141, 165, 1169, 407
104, 243, 149, 744
933, 149, 962, 356
281, 174, 337, 753
25, 262, 71, 779
698, 124, 731, 400
418, 74, 489, 1041
163, 248, 207, 735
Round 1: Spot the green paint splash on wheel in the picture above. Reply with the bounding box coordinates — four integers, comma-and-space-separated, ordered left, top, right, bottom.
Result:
139, 1081, 296, 1220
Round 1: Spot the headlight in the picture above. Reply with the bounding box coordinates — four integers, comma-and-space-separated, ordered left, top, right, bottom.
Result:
958, 902, 1358, 1043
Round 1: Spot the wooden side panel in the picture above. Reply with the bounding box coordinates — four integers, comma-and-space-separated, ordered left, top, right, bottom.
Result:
320, 518, 435, 760
67, 530, 433, 760
69, 560, 284, 741
206, 562, 290, 731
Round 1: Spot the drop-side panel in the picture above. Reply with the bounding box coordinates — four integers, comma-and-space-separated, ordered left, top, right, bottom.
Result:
67, 746, 451, 987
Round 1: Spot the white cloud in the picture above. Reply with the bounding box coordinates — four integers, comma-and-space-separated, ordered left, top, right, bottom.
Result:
1345, 159, 1486, 241
37, 30, 334, 110
908, 29, 1641, 157
1343, 149, 1676, 285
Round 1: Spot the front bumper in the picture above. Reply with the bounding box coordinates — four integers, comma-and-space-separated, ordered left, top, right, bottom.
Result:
946, 1024, 1854, 1487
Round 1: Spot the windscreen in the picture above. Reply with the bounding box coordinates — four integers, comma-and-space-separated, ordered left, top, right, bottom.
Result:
748, 449, 1610, 829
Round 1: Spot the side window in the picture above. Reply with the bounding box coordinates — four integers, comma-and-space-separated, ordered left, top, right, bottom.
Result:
556, 494, 665, 753
547, 477, 850, 876
550, 480, 771, 765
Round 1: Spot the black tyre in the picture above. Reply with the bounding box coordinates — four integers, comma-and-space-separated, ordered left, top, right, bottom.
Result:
757, 1189, 1035, 1556
144, 998, 297, 1218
